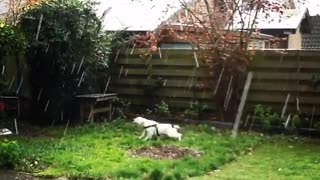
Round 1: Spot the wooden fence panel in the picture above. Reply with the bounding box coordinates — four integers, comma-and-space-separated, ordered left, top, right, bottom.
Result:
109, 49, 213, 110
109, 49, 320, 118
247, 51, 320, 117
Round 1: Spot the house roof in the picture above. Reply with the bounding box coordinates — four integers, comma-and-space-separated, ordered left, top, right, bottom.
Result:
168, 23, 275, 39
98, 1, 312, 33
302, 15, 320, 49
231, 7, 310, 30
97, 0, 187, 31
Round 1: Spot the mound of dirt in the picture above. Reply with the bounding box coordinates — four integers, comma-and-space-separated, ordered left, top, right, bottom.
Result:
128, 145, 202, 160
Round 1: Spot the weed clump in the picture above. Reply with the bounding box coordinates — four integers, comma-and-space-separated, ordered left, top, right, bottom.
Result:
0, 139, 22, 169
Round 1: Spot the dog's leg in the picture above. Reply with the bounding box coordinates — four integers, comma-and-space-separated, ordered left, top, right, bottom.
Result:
143, 133, 152, 141
138, 130, 146, 139
167, 131, 182, 141
142, 130, 153, 141
155, 135, 160, 141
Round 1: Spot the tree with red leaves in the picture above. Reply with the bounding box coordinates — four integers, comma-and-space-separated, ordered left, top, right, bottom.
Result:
131, 0, 305, 137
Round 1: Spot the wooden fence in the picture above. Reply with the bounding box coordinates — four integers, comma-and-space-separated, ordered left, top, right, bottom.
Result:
109, 49, 214, 110
248, 50, 320, 115
109, 49, 320, 116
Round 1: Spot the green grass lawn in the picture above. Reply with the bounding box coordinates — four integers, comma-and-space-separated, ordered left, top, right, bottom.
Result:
11, 119, 262, 180
193, 137, 320, 180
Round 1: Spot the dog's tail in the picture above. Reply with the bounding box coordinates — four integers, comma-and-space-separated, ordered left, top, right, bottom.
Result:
173, 125, 181, 129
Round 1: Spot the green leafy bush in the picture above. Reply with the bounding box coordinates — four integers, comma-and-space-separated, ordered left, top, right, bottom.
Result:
0, 139, 22, 169
154, 100, 170, 116
184, 101, 208, 119
0, 21, 27, 57
0, 21, 27, 91
19, 0, 114, 123
254, 104, 283, 130
291, 114, 301, 129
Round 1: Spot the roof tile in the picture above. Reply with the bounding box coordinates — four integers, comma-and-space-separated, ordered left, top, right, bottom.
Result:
302, 15, 320, 49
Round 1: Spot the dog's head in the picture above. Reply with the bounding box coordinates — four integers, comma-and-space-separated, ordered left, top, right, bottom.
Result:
133, 116, 146, 126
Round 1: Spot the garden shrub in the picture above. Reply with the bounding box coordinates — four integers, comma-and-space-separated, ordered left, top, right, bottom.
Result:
0, 139, 22, 169
183, 101, 208, 119
0, 21, 27, 93
0, 21, 27, 57
291, 114, 301, 129
154, 100, 170, 116
254, 104, 283, 130
253, 104, 304, 132
19, 0, 114, 123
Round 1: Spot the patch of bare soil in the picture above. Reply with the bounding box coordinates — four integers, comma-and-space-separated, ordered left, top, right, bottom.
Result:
128, 145, 202, 160
0, 170, 49, 180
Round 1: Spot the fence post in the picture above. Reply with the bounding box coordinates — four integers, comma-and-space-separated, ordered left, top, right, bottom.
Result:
231, 71, 253, 138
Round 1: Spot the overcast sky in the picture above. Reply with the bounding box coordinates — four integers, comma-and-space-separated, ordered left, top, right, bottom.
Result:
298, 0, 320, 15
97, 0, 320, 31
